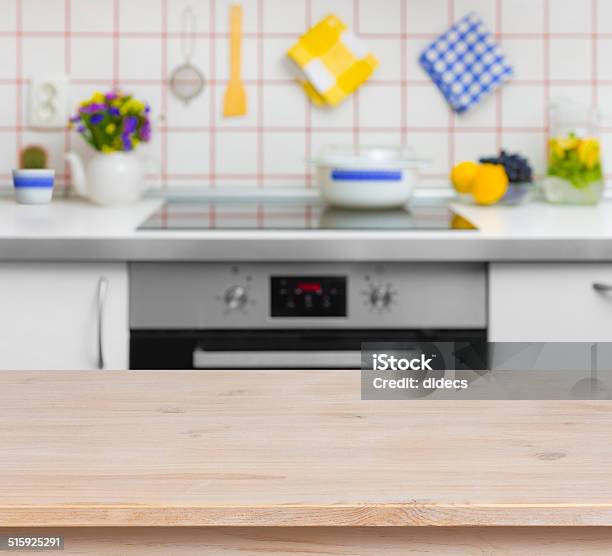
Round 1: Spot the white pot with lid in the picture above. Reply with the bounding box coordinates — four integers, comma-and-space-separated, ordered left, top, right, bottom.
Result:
311, 146, 427, 209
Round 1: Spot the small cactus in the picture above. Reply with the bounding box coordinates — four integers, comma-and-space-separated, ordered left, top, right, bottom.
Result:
20, 145, 48, 170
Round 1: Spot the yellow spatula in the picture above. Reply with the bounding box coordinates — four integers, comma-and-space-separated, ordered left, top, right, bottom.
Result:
223, 5, 247, 117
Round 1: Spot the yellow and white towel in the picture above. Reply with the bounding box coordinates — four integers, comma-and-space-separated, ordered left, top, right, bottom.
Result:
287, 15, 378, 107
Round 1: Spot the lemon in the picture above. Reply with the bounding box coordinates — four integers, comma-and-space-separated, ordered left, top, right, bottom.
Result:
451, 214, 474, 230
451, 161, 479, 193
471, 164, 509, 205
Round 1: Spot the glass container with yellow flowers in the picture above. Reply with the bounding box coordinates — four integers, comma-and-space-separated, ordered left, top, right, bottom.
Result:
543, 101, 604, 205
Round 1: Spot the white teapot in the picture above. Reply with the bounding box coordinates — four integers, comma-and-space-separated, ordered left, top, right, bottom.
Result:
64, 151, 143, 206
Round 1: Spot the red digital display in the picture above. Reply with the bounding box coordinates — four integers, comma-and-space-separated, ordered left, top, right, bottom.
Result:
297, 282, 322, 293
271, 276, 346, 317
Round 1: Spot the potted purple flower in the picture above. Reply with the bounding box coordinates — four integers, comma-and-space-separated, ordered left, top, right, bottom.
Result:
65, 91, 152, 205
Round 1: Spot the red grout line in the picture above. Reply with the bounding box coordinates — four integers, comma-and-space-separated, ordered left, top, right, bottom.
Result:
506, 79, 595, 86
0, 30, 303, 39
257, 0, 264, 189
0, 125, 552, 134
495, 0, 502, 152
353, 0, 360, 150
63, 0, 71, 196
15, 0, 22, 164
447, 0, 454, 170
64, 0, 71, 77
360, 31, 611, 40
351, 92, 360, 150
160, 0, 168, 189
112, 0, 119, 89
7, 77, 606, 88
46, 77, 612, 86
592, 0, 598, 107
209, 0, 217, 189
400, 0, 408, 147
304, 0, 312, 189
543, 0, 550, 151
3, 30, 611, 40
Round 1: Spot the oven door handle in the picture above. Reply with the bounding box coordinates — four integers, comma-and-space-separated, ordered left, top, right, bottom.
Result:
193, 349, 362, 369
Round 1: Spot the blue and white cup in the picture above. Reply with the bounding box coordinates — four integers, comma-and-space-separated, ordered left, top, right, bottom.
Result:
12, 169, 55, 204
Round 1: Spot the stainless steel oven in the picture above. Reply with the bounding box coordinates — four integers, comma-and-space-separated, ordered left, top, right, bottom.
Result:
129, 262, 487, 369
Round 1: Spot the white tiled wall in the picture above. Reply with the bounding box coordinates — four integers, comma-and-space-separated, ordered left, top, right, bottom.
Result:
3, 0, 612, 192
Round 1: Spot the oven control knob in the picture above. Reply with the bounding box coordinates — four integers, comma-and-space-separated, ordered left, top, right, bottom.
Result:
369, 286, 393, 309
224, 286, 248, 310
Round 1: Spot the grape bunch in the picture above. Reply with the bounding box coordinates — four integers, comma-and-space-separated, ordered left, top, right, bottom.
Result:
479, 151, 533, 184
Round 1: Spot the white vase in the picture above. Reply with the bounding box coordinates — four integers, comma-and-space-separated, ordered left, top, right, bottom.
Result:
64, 151, 143, 206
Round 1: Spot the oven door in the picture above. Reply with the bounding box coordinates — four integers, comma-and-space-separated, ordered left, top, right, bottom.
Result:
130, 329, 487, 370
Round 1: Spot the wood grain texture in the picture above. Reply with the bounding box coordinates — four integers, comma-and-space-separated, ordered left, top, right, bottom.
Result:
3, 527, 612, 555
1, 370, 612, 527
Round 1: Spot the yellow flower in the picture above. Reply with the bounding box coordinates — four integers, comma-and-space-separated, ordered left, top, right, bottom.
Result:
120, 98, 145, 115
101, 144, 114, 153
105, 123, 116, 134
91, 91, 105, 104
577, 138, 600, 169
130, 100, 145, 113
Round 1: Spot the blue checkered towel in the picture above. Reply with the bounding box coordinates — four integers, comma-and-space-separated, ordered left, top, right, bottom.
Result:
419, 13, 513, 114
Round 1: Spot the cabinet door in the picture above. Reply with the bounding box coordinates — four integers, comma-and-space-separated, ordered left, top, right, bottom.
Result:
0, 263, 128, 370
489, 263, 612, 342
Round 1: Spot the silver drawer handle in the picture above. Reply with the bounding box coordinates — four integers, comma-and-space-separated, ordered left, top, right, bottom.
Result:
593, 282, 612, 292
97, 277, 108, 370
193, 349, 361, 369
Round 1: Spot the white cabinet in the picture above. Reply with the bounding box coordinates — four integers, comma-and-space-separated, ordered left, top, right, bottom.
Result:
0, 263, 128, 370
489, 263, 612, 342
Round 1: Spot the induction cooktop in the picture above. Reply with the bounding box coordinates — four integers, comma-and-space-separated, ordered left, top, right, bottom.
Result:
138, 199, 477, 231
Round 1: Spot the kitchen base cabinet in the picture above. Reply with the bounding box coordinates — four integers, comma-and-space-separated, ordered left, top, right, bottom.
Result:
0, 263, 128, 370
489, 263, 612, 342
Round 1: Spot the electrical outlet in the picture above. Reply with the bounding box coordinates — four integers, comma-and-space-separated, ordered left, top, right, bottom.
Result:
29, 75, 69, 129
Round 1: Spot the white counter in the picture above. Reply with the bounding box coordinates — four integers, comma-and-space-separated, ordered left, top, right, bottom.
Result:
1, 196, 612, 261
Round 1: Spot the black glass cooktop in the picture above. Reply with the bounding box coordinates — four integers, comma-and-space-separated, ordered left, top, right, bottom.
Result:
138, 200, 477, 231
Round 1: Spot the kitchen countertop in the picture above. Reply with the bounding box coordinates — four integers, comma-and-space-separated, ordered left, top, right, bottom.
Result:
1, 370, 612, 528
2, 194, 612, 261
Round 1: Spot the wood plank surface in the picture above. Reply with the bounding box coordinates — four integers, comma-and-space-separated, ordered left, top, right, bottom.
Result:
1, 370, 612, 527
3, 527, 612, 555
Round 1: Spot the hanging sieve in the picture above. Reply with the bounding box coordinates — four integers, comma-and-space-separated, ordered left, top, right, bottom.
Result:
170, 7, 206, 104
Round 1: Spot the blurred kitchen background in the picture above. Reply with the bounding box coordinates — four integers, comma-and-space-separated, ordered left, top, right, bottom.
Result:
2, 0, 612, 194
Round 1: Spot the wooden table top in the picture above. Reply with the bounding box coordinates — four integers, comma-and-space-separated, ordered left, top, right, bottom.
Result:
1, 370, 612, 527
